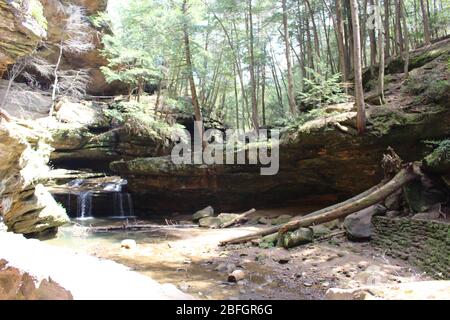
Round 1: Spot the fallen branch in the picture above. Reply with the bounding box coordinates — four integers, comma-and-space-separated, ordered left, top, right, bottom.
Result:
219, 208, 256, 228
90, 223, 198, 233
220, 164, 419, 246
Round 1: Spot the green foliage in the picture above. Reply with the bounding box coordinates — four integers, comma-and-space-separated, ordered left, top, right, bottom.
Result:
105, 101, 183, 141
297, 62, 347, 112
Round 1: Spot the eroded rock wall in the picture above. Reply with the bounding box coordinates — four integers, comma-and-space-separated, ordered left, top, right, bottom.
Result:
0, 121, 69, 236
0, 0, 46, 75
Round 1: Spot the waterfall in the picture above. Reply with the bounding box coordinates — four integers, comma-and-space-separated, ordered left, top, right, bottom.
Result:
114, 192, 125, 217
113, 192, 135, 218
77, 191, 93, 219
126, 193, 134, 216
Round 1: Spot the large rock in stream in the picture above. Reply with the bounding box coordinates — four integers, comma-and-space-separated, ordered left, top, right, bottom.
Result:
0, 121, 69, 237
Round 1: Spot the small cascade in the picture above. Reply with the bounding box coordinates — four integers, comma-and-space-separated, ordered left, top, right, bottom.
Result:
126, 193, 134, 217
51, 175, 135, 219
77, 191, 93, 219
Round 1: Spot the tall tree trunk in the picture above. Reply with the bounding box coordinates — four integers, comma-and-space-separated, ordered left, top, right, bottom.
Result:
336, 0, 348, 82
384, 0, 391, 57
369, 0, 377, 67
282, 0, 297, 116
247, 0, 260, 132
420, 0, 432, 45
377, 0, 385, 103
233, 65, 240, 131
401, 0, 410, 78
395, 0, 404, 57
305, 0, 321, 59
350, 0, 366, 134
182, 0, 204, 148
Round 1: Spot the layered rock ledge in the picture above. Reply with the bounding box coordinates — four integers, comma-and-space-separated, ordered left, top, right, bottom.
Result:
0, 121, 68, 236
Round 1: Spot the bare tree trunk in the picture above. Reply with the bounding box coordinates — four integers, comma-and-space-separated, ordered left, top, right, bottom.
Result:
384, 0, 391, 57
395, 0, 404, 57
247, 0, 260, 132
401, 0, 410, 78
420, 0, 432, 45
305, 0, 321, 59
50, 42, 64, 117
369, 0, 377, 67
233, 64, 240, 131
336, 0, 348, 82
182, 0, 204, 148
350, 0, 366, 134
282, 0, 297, 116
377, 0, 385, 104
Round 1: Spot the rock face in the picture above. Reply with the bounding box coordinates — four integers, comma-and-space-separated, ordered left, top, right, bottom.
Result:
37, 0, 114, 95
0, 0, 46, 75
43, 101, 175, 171
0, 121, 69, 237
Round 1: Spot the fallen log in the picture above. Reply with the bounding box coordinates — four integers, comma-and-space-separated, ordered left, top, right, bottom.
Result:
89, 223, 198, 233
219, 208, 256, 228
220, 164, 419, 246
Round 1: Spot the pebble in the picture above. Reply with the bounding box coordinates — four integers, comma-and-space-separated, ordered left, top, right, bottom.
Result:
358, 261, 370, 270
120, 239, 136, 250
303, 282, 313, 287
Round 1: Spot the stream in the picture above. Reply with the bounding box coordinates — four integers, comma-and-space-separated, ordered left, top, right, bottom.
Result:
44, 174, 427, 300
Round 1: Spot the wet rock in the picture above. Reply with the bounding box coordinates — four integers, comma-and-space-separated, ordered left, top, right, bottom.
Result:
198, 217, 221, 228
120, 239, 137, 250
271, 214, 292, 225
282, 228, 313, 248
259, 233, 278, 249
193, 206, 214, 222
344, 205, 387, 241
310, 224, 331, 237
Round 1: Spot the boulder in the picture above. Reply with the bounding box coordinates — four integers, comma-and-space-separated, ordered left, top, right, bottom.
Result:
344, 205, 387, 241
271, 214, 293, 225
192, 206, 214, 222
282, 228, 314, 248
310, 224, 331, 237
259, 233, 279, 249
198, 217, 221, 228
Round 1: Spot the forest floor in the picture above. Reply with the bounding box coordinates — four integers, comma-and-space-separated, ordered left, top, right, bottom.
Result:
46, 207, 430, 300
